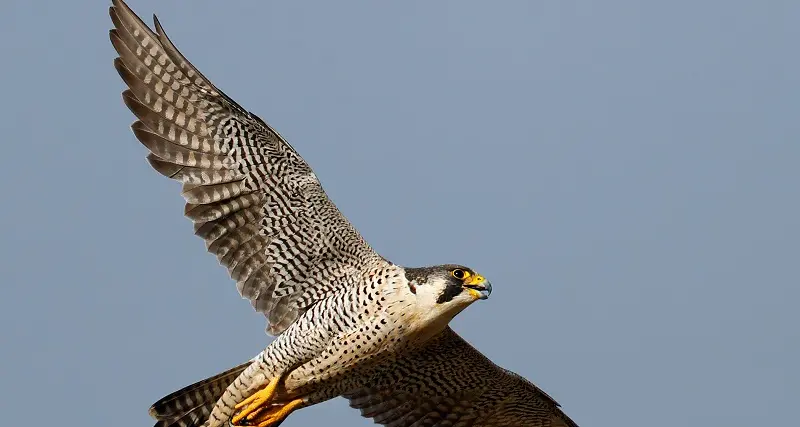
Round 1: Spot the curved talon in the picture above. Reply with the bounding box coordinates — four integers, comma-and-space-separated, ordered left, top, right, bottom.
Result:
251, 399, 304, 427
232, 376, 281, 425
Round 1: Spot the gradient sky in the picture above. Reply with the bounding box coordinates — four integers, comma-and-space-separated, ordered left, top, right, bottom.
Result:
2, 1, 798, 426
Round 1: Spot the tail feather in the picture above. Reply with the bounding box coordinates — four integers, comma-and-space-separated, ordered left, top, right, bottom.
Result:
149, 362, 250, 426
154, 405, 212, 427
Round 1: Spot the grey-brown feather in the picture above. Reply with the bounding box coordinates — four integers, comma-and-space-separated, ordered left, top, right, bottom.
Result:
109, 0, 389, 335
147, 363, 248, 427
149, 363, 250, 421
343, 327, 579, 427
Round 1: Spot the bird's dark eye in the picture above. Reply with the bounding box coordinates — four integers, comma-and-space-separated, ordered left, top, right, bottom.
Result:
451, 269, 469, 280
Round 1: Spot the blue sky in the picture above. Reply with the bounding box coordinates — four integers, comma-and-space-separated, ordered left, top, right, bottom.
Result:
1, 1, 798, 426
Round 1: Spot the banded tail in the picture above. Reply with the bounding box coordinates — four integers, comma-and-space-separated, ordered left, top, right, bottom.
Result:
149, 363, 249, 427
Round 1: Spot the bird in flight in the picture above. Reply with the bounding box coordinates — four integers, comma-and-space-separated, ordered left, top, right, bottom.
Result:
109, 1, 493, 426
109, 1, 578, 426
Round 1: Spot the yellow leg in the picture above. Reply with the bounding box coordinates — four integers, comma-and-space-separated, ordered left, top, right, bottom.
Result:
231, 376, 281, 425
252, 399, 304, 427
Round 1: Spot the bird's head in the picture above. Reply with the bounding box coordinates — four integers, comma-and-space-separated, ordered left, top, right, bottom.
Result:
404, 264, 492, 321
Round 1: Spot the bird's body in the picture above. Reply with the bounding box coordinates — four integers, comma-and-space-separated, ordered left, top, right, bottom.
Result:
109, 1, 494, 425
109, 0, 580, 425
203, 264, 485, 426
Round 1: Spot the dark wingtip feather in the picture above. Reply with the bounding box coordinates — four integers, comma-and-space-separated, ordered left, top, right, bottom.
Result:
147, 153, 184, 179
113, 57, 139, 95
112, 0, 156, 37
112, 56, 125, 75
121, 89, 153, 124
130, 121, 166, 157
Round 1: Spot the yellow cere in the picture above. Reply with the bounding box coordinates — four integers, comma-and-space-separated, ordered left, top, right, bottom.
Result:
463, 273, 485, 286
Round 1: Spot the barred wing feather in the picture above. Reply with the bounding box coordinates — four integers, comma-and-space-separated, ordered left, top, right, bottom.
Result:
344, 328, 579, 427
109, 0, 386, 335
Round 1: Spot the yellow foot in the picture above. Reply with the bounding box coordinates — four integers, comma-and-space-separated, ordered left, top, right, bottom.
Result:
250, 399, 304, 427
231, 376, 281, 425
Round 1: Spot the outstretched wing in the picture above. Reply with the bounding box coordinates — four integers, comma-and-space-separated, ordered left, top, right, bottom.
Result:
344, 327, 579, 427
109, 0, 387, 335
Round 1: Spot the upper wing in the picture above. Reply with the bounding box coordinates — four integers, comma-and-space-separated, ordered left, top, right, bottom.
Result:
344, 327, 579, 427
109, 0, 387, 335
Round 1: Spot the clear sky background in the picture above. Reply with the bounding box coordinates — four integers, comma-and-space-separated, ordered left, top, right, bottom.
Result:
1, 1, 798, 426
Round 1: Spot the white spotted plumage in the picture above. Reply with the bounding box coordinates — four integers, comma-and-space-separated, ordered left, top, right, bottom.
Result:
110, 1, 496, 426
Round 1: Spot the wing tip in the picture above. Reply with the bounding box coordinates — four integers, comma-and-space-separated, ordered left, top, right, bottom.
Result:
146, 153, 184, 179
153, 13, 162, 32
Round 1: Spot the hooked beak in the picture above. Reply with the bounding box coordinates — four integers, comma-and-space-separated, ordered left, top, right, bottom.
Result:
463, 274, 492, 300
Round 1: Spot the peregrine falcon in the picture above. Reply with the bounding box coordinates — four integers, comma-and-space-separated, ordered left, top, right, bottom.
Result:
109, 1, 493, 426
148, 328, 579, 427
